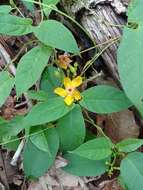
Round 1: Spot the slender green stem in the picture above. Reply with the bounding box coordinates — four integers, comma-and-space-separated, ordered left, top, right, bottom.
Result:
81, 37, 120, 76
9, 0, 25, 17
78, 36, 120, 55
84, 110, 109, 139
12, 40, 38, 62
0, 126, 53, 146
84, 72, 103, 84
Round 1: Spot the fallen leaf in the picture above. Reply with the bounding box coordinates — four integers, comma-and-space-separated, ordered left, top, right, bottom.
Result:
104, 110, 139, 143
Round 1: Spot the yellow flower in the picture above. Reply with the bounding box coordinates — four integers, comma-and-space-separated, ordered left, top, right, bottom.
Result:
57, 54, 72, 70
54, 76, 82, 106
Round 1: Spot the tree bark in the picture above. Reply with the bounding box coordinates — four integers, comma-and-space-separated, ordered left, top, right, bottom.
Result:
61, 0, 130, 82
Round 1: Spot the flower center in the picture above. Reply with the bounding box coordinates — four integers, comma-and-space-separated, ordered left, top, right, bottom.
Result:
66, 87, 75, 95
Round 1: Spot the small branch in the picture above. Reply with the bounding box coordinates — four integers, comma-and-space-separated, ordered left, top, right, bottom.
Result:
10, 139, 26, 166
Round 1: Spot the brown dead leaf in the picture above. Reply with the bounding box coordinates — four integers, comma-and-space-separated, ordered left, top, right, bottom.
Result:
104, 110, 139, 143
1, 97, 16, 120
1, 96, 27, 120
28, 158, 88, 190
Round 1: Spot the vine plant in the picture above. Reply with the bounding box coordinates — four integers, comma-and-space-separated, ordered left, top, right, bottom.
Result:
0, 0, 142, 189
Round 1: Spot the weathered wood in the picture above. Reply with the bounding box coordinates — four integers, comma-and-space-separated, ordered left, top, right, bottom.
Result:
61, 0, 130, 82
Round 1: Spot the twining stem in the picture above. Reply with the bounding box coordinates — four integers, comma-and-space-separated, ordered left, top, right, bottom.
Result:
9, 0, 25, 17
84, 72, 103, 84
83, 109, 109, 139
12, 40, 38, 62
0, 126, 53, 146
80, 36, 120, 76
76, 36, 120, 56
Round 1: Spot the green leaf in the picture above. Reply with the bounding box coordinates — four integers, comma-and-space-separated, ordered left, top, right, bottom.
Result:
0, 116, 27, 137
70, 137, 113, 160
80, 85, 132, 114
33, 20, 79, 53
3, 136, 20, 151
15, 45, 52, 96
118, 176, 128, 190
0, 15, 32, 36
63, 153, 107, 177
42, 0, 60, 16
57, 105, 85, 151
40, 66, 64, 98
0, 71, 14, 107
121, 152, 143, 190
43, 0, 59, 4
0, 5, 12, 14
30, 126, 51, 153
23, 97, 74, 127
23, 127, 59, 178
116, 138, 143, 153
118, 0, 143, 115
127, 0, 143, 23
27, 90, 48, 101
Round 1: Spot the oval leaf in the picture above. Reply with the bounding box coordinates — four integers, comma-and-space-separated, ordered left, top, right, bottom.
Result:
118, 0, 143, 115
70, 137, 113, 160
23, 127, 59, 178
121, 152, 143, 190
116, 138, 143, 153
63, 153, 107, 177
0, 15, 32, 36
27, 90, 48, 101
0, 71, 14, 107
0, 5, 12, 14
80, 85, 132, 113
15, 45, 52, 96
0, 116, 26, 137
33, 20, 79, 53
57, 105, 85, 151
43, 0, 60, 16
30, 126, 51, 153
23, 97, 74, 127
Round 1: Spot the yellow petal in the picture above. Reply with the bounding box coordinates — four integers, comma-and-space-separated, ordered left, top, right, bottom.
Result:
54, 87, 67, 97
71, 76, 82, 87
64, 77, 72, 88
73, 90, 82, 101
64, 95, 74, 106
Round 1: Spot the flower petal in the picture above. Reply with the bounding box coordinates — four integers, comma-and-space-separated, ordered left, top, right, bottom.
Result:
64, 95, 74, 106
72, 76, 82, 87
73, 90, 82, 101
54, 87, 67, 97
64, 77, 72, 88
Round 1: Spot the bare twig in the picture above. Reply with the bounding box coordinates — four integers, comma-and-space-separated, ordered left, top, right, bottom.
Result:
10, 139, 26, 166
